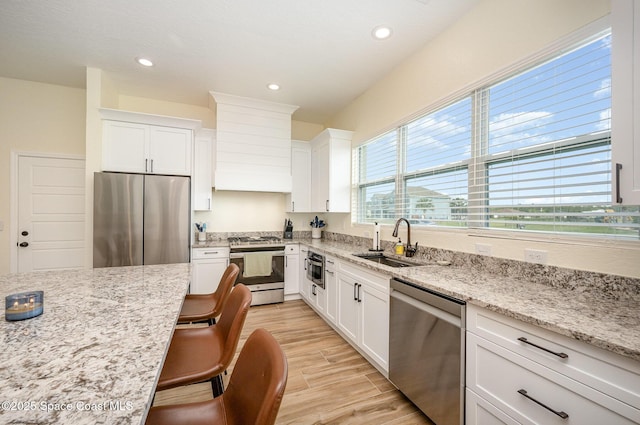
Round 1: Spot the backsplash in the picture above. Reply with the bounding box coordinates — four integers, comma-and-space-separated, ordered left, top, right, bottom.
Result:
322, 232, 640, 301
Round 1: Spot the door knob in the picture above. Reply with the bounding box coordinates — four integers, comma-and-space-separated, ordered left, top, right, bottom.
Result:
19, 242, 29, 247
21, 231, 29, 236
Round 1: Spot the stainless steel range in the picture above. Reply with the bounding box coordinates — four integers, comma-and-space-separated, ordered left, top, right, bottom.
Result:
228, 236, 285, 306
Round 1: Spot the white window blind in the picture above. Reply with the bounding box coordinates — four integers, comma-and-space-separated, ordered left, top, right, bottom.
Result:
354, 29, 640, 239
477, 32, 638, 237
354, 130, 397, 224
404, 97, 471, 226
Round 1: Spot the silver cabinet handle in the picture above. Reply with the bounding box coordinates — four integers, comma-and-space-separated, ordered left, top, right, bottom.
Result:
517, 389, 568, 419
325, 270, 334, 275
353, 283, 358, 301
145, 158, 148, 172
203, 251, 219, 255
325, 200, 329, 211
357, 283, 362, 303
150, 159, 154, 173
518, 337, 568, 359
292, 201, 295, 211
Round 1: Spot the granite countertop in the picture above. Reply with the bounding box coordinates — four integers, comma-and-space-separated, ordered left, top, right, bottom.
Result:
0, 263, 191, 425
298, 238, 640, 363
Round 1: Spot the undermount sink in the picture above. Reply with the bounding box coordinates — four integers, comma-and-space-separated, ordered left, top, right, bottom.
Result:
353, 253, 422, 268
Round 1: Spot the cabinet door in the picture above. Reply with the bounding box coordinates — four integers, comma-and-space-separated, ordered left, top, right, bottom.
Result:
612, 0, 640, 204
324, 256, 338, 324
194, 130, 213, 211
148, 126, 192, 175
102, 121, 148, 173
286, 142, 311, 212
191, 258, 228, 294
311, 140, 330, 212
284, 254, 299, 295
311, 284, 326, 315
298, 250, 310, 300
337, 273, 358, 343
359, 283, 389, 370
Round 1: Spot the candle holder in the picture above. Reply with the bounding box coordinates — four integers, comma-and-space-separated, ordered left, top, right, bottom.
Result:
5, 291, 44, 321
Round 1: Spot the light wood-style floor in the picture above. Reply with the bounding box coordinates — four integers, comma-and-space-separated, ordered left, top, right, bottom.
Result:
154, 299, 434, 424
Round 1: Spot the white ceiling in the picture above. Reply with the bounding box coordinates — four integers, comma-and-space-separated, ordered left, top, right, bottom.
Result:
0, 0, 478, 123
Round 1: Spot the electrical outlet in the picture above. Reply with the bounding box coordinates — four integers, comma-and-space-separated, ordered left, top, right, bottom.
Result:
524, 249, 548, 264
475, 243, 492, 256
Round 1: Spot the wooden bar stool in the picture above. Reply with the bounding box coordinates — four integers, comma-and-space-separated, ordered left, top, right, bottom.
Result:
179, 263, 239, 325
156, 283, 251, 396
146, 328, 288, 425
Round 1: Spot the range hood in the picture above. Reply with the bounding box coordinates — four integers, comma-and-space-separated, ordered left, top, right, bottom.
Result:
210, 92, 299, 192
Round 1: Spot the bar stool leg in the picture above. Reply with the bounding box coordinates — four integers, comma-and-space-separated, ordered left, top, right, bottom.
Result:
211, 375, 224, 397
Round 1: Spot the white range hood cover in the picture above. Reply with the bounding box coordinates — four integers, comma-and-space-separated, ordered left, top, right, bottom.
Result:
211, 92, 299, 193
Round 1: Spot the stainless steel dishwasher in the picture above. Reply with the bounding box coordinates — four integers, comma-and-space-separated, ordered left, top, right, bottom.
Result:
389, 278, 465, 425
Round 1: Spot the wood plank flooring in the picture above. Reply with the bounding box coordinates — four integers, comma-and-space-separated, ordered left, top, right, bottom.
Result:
153, 300, 434, 425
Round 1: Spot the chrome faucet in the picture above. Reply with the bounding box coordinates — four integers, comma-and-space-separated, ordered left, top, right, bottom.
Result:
392, 218, 418, 257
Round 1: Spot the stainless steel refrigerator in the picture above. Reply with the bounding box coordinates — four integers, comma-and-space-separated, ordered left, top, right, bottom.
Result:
93, 172, 191, 267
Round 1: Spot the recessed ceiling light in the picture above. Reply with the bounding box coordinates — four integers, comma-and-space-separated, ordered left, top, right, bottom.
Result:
136, 57, 154, 67
267, 83, 280, 91
372, 26, 392, 40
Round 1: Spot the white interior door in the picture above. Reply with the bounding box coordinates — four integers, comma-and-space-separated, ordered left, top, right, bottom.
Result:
17, 156, 86, 272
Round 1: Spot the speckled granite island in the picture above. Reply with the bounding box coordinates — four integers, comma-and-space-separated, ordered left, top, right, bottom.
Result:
0, 264, 191, 425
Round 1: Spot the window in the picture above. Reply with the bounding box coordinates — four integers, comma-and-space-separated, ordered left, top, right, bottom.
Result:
354, 30, 640, 239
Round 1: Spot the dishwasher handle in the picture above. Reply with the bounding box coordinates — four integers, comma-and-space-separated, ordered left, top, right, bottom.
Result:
390, 290, 463, 328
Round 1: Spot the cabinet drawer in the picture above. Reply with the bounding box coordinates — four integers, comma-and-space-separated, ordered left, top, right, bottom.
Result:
192, 247, 230, 260
466, 389, 522, 425
338, 261, 388, 293
467, 305, 640, 408
285, 244, 299, 254
467, 333, 640, 424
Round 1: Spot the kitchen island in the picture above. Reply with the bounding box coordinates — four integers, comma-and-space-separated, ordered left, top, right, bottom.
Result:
0, 263, 191, 425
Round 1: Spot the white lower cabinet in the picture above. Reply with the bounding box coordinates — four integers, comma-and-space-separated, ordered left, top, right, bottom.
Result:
466, 304, 640, 425
298, 246, 310, 300
337, 261, 389, 372
190, 247, 230, 294
323, 255, 338, 325
308, 282, 326, 315
284, 244, 300, 298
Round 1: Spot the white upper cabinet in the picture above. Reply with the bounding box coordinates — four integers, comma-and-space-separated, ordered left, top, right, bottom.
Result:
210, 92, 298, 192
193, 128, 215, 211
285, 141, 312, 212
612, 0, 640, 204
311, 128, 353, 212
100, 109, 200, 177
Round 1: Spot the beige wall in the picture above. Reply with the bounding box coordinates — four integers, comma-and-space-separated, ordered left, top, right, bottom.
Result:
324, 0, 640, 278
0, 77, 86, 274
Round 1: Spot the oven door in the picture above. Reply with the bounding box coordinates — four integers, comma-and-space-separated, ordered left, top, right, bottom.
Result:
229, 248, 285, 287
307, 255, 325, 289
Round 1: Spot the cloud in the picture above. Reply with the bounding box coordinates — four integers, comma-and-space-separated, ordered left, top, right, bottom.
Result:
594, 78, 611, 99
489, 111, 553, 149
